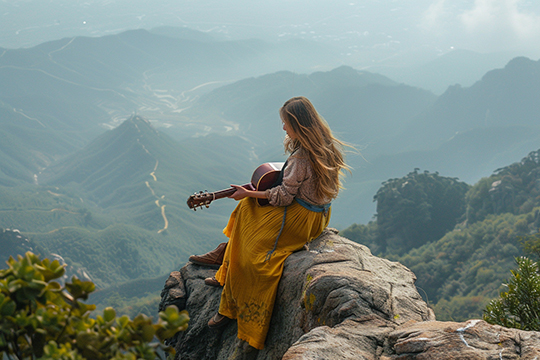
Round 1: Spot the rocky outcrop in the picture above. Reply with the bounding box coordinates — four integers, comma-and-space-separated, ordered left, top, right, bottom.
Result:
386, 320, 540, 360
284, 317, 540, 359
159, 228, 540, 359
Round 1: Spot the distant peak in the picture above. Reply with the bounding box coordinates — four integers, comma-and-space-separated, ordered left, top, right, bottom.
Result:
116, 115, 158, 136
479, 56, 539, 84
504, 56, 536, 70
128, 115, 151, 125
330, 65, 357, 74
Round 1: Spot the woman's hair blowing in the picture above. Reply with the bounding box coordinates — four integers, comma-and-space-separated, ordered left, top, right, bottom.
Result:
280, 96, 350, 200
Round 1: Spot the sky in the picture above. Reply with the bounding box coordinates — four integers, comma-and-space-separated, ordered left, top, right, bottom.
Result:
1, 0, 539, 63
421, 0, 540, 54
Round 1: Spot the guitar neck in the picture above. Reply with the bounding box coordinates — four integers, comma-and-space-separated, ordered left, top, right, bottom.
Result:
214, 183, 254, 198
187, 163, 280, 211
188, 183, 254, 209
211, 187, 237, 201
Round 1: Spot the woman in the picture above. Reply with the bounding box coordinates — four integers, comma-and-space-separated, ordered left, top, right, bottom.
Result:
208, 96, 350, 350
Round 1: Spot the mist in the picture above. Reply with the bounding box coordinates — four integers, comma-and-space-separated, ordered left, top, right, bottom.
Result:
3, 0, 540, 326
2, 0, 540, 69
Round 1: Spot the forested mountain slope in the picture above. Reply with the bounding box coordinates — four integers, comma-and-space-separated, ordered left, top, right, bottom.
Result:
343, 149, 540, 321
0, 116, 255, 292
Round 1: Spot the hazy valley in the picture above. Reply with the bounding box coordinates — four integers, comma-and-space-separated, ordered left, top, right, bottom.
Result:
2, 27, 540, 319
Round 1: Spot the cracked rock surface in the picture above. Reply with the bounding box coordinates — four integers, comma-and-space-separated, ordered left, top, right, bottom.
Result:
159, 228, 540, 359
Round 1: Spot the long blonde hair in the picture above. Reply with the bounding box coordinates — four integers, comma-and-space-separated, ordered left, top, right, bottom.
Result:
280, 96, 350, 200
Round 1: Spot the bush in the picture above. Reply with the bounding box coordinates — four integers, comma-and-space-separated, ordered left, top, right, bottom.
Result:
0, 252, 188, 360
483, 256, 540, 331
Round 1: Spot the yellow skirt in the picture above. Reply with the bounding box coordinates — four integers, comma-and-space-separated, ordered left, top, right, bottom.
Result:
214, 197, 330, 350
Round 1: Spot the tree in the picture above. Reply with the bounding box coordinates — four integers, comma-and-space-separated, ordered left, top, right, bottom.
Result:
0, 252, 188, 360
374, 170, 470, 254
466, 149, 540, 224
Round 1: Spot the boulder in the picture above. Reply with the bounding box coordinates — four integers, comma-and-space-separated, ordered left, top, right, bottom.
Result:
159, 228, 540, 359
387, 319, 540, 360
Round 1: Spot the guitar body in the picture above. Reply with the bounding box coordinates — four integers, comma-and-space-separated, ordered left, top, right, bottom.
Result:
250, 162, 284, 206
187, 162, 285, 210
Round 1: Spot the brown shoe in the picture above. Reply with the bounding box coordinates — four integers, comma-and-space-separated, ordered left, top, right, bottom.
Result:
189, 242, 227, 269
205, 276, 222, 287
208, 313, 231, 328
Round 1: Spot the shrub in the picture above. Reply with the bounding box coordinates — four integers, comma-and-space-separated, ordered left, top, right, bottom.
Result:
0, 252, 188, 359
483, 256, 540, 331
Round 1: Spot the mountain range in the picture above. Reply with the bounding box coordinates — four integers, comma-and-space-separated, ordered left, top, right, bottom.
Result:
166, 56, 540, 226
1, 27, 540, 314
0, 28, 341, 183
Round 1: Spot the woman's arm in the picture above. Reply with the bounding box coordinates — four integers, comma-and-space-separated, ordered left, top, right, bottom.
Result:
265, 154, 310, 206
228, 184, 268, 201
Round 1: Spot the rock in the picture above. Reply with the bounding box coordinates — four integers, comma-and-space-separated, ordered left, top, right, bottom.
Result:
159, 228, 540, 359
159, 271, 186, 312
387, 319, 540, 360
282, 316, 395, 360
284, 318, 540, 359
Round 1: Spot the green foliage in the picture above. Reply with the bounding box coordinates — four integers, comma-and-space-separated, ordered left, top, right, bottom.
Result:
484, 256, 540, 331
519, 231, 540, 260
342, 156, 540, 321
466, 149, 540, 224
103, 294, 162, 320
397, 212, 527, 318
434, 295, 490, 322
0, 181, 209, 290
339, 222, 379, 253
373, 169, 470, 254
0, 228, 36, 266
91, 276, 167, 319
0, 117, 247, 311
0, 252, 188, 360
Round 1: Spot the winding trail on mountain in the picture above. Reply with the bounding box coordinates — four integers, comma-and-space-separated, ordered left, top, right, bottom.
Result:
150, 160, 159, 181
12, 108, 46, 127
136, 123, 169, 233
50, 209, 79, 214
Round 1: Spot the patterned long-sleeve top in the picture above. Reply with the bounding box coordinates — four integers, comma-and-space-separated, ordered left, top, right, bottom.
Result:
265, 148, 333, 207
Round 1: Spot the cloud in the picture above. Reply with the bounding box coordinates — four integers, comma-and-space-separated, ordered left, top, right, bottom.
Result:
421, 0, 450, 32
421, 0, 540, 53
460, 0, 540, 38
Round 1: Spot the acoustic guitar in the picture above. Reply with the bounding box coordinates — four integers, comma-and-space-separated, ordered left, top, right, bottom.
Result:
187, 162, 285, 210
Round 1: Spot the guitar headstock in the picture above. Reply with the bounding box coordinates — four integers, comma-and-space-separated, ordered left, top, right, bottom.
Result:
187, 191, 214, 210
